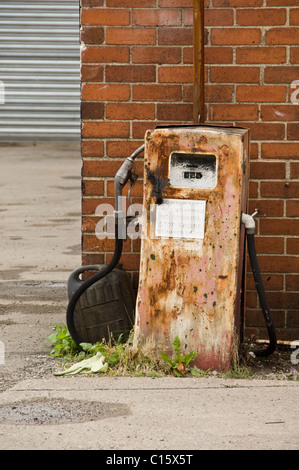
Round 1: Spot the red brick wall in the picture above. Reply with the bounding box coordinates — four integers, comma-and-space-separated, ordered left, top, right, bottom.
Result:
80, 0, 299, 342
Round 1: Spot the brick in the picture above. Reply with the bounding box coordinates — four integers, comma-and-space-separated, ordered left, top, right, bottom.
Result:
106, 65, 156, 82
213, 0, 262, 5
106, 28, 156, 45
291, 162, 299, 179
249, 181, 258, 198
261, 143, 299, 159
81, 26, 104, 44
290, 9, 299, 25
106, 103, 155, 120
81, 102, 104, 120
266, 28, 299, 45
287, 240, 299, 255
250, 161, 285, 179
158, 66, 193, 83
246, 273, 283, 291
81, 0, 104, 6
82, 197, 115, 216
82, 180, 105, 197
82, 253, 105, 265
256, 255, 299, 273
211, 28, 261, 45
81, 65, 103, 82
286, 276, 299, 290
250, 143, 259, 159
157, 103, 193, 121
286, 201, 299, 218
106, 140, 145, 158
266, 292, 299, 310
82, 122, 130, 138
239, 122, 285, 140
132, 46, 181, 64
236, 8, 286, 26
265, 66, 299, 83
81, 8, 130, 25
249, 235, 284, 253
291, 47, 299, 63
158, 28, 193, 45
248, 199, 284, 217
286, 310, 299, 328
81, 46, 129, 63
204, 84, 234, 103
203, 46, 233, 64
261, 182, 299, 198
267, 0, 299, 5
82, 216, 100, 234
132, 9, 182, 26
81, 83, 130, 101
107, 0, 155, 5
83, 161, 126, 179
210, 66, 260, 83
132, 84, 182, 101
159, 0, 193, 6
132, 121, 156, 138
236, 46, 286, 64
209, 104, 259, 121
261, 105, 299, 121
236, 85, 286, 102
81, 141, 104, 158
287, 123, 299, 140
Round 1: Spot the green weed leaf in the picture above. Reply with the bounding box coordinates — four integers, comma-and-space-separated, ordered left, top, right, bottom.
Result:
173, 336, 181, 355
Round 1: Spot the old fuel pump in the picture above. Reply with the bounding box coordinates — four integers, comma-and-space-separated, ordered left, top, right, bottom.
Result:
133, 124, 275, 371
66, 124, 276, 371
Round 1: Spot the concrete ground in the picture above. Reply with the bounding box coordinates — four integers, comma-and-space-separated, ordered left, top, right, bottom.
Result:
0, 142, 298, 451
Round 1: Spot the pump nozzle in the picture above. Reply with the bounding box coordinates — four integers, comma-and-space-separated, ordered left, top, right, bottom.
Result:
241, 210, 258, 234
114, 144, 145, 189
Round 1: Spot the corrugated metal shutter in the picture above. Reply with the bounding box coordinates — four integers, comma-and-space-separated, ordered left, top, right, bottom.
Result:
0, 0, 80, 141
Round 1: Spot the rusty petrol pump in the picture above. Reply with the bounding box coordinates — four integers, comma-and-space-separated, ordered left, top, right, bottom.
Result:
133, 125, 251, 372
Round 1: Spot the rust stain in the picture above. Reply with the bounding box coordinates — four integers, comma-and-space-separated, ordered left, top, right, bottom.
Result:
134, 125, 250, 371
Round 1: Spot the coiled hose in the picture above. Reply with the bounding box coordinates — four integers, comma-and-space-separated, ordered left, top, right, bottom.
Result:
66, 145, 144, 346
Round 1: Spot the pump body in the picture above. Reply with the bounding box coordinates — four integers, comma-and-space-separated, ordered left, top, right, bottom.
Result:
134, 125, 250, 371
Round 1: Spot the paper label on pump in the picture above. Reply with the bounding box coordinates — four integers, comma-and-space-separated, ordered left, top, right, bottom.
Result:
155, 199, 206, 239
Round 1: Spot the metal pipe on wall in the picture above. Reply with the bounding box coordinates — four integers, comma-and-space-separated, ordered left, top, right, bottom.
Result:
193, 0, 205, 124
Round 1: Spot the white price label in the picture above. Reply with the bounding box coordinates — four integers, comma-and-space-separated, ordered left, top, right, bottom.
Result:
155, 199, 206, 239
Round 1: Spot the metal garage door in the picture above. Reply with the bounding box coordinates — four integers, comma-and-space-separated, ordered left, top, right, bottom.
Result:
0, 0, 80, 141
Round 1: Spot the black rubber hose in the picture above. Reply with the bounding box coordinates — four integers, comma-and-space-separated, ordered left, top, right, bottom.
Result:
66, 228, 123, 345
66, 144, 144, 346
246, 232, 277, 357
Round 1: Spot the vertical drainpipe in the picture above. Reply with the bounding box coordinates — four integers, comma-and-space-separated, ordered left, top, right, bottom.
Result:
193, 0, 205, 124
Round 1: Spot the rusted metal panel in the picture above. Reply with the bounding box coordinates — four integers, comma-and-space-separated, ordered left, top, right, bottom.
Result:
134, 125, 250, 372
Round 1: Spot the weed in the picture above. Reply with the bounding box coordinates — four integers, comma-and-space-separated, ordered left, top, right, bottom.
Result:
49, 325, 170, 377
160, 336, 198, 377
224, 365, 252, 379
49, 326, 204, 377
